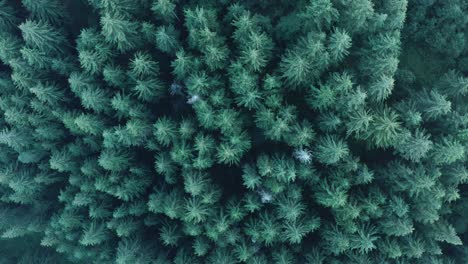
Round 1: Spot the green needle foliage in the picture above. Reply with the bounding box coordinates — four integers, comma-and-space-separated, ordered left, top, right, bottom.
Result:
0, 0, 466, 263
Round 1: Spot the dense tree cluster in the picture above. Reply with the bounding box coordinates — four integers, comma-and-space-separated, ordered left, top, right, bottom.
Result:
0, 0, 467, 263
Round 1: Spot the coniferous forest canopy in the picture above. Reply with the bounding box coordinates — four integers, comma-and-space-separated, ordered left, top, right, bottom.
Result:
0, 0, 467, 263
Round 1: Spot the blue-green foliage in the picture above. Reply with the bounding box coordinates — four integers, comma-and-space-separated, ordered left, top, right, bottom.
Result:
0, 0, 466, 263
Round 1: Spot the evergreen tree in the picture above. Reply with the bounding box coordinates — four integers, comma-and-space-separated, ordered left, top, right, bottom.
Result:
100, 14, 142, 52
0, 1, 466, 263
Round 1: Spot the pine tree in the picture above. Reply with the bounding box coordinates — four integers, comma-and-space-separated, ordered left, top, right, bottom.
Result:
98, 149, 133, 171
322, 225, 350, 255
430, 136, 465, 165
99, 0, 144, 18
152, 0, 177, 22
155, 25, 180, 54
159, 220, 182, 246
0, 34, 22, 63
242, 164, 262, 190
437, 70, 468, 96
431, 220, 462, 245
100, 14, 142, 52
346, 108, 373, 138
328, 28, 352, 64
314, 135, 349, 165
74, 113, 106, 136
415, 90, 452, 121
184, 197, 211, 224
281, 216, 320, 244
366, 107, 402, 148
350, 224, 378, 254
115, 238, 154, 264
153, 117, 177, 147
21, 0, 67, 25
0, 1, 465, 263
368, 75, 395, 102
0, 0, 20, 31
20, 47, 52, 69
395, 129, 433, 162
300, 0, 339, 30
19, 20, 67, 54
314, 179, 348, 208
29, 82, 66, 106
79, 221, 110, 246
